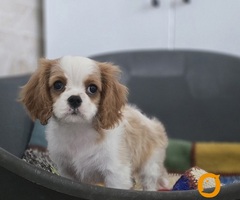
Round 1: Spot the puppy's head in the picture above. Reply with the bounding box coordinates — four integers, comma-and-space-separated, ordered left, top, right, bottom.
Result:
20, 56, 128, 130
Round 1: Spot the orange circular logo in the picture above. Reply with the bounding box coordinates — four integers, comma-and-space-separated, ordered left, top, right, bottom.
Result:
198, 173, 221, 198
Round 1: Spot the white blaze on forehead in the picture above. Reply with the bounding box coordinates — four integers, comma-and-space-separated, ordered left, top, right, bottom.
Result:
59, 56, 98, 85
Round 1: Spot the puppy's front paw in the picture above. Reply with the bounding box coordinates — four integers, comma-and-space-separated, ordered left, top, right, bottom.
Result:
104, 170, 132, 190
158, 177, 170, 190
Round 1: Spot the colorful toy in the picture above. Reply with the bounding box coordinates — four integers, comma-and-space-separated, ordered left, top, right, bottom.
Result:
172, 167, 218, 191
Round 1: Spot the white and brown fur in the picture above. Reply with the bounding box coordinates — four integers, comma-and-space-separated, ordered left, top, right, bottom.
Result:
20, 56, 169, 191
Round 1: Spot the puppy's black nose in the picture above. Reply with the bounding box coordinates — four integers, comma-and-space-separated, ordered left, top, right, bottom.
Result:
68, 95, 82, 109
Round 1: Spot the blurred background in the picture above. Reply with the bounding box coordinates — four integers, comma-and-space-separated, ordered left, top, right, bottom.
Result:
0, 0, 42, 77
1, 0, 240, 77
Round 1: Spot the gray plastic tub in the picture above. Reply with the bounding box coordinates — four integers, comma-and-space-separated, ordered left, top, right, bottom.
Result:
1, 50, 240, 200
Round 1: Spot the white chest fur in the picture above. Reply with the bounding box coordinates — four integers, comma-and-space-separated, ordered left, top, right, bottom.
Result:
45, 118, 125, 183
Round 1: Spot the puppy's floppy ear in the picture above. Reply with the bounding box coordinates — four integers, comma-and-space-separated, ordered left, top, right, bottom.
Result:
19, 59, 54, 125
95, 62, 128, 130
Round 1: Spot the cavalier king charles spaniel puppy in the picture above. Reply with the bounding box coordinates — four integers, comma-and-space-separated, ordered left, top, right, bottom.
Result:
20, 56, 169, 191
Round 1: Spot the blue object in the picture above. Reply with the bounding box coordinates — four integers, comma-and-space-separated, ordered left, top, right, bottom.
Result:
172, 175, 195, 190
220, 176, 240, 185
29, 120, 47, 148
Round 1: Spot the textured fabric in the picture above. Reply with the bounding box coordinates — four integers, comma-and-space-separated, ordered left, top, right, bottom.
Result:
194, 142, 240, 174
172, 167, 215, 191
22, 148, 58, 175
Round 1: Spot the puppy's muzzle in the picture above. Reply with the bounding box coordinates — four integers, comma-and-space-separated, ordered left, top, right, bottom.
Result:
68, 95, 82, 109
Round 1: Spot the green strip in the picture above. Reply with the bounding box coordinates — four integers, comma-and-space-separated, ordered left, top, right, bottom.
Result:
165, 139, 192, 173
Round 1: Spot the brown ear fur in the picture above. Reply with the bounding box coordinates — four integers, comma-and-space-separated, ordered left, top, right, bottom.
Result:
19, 59, 55, 125
95, 62, 128, 130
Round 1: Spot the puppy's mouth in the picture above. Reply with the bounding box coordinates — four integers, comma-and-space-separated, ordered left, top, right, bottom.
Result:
69, 108, 81, 116
71, 108, 79, 115
55, 108, 86, 123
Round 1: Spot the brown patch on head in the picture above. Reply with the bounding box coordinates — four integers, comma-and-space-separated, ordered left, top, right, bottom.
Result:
94, 62, 128, 130
19, 58, 63, 125
49, 65, 67, 103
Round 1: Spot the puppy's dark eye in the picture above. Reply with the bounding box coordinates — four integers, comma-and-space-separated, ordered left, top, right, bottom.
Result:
53, 81, 65, 91
87, 84, 98, 94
